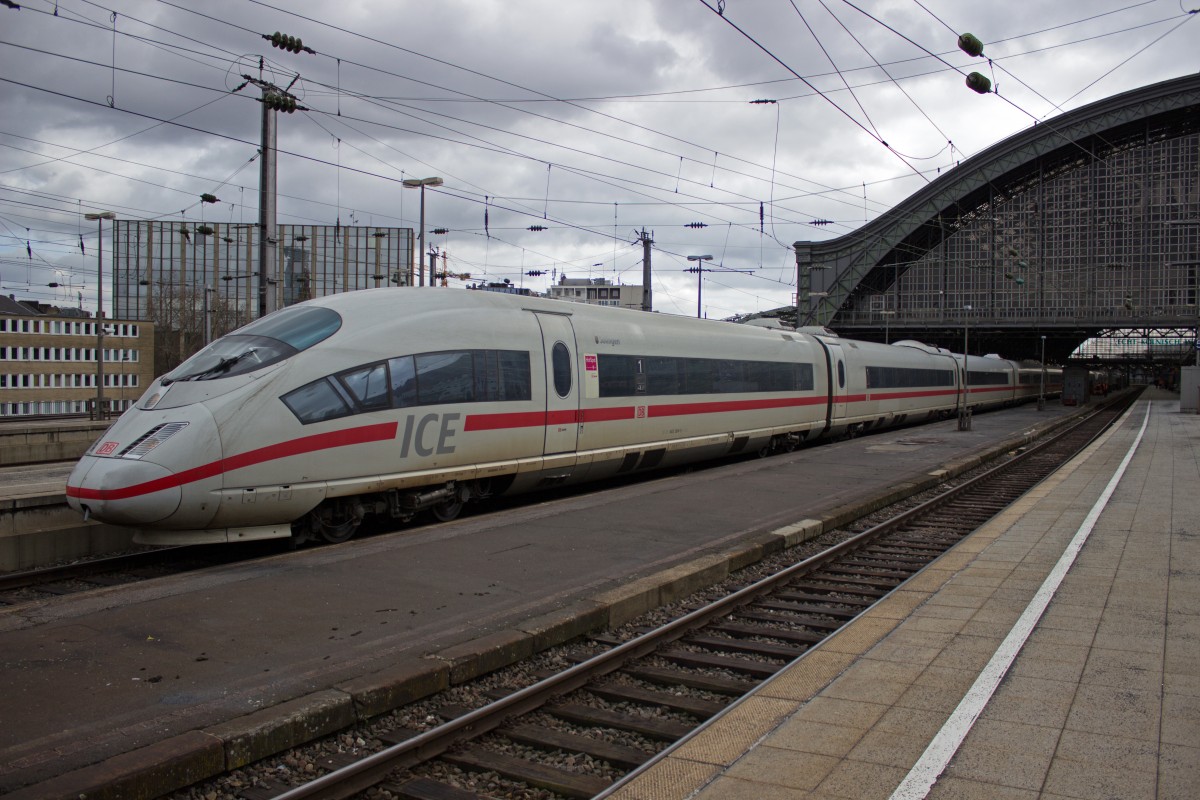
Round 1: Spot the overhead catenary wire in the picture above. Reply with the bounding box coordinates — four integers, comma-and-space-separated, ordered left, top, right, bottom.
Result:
2, 21, 858, 240
7, 0, 1161, 241
695, 0, 932, 184
2, 0, 1190, 317
164, 0, 900, 217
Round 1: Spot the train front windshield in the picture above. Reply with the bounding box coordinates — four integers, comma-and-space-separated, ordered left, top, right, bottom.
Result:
163, 305, 342, 384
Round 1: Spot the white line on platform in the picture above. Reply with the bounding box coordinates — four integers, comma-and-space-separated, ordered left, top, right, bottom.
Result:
888, 401, 1152, 800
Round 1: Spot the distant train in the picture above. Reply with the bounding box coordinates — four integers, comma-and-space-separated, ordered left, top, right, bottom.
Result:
66, 289, 1062, 545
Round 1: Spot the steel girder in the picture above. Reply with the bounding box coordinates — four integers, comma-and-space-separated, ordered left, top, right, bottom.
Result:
793, 73, 1200, 328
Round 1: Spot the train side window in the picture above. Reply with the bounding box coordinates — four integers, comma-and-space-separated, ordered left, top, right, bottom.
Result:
837, 360, 845, 389
339, 362, 390, 411
416, 351, 475, 405
497, 350, 532, 401
645, 356, 680, 395
388, 356, 418, 407
552, 342, 572, 397
282, 378, 353, 424
473, 350, 500, 402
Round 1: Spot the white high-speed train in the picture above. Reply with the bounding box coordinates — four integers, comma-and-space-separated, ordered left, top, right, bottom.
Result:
66, 289, 1061, 545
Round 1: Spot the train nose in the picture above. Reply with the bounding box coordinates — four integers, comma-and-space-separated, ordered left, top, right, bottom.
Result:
67, 408, 221, 528
67, 457, 183, 525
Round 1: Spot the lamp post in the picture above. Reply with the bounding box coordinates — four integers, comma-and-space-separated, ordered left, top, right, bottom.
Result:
880, 310, 896, 344
958, 304, 972, 431
1039, 335, 1047, 411
203, 287, 216, 346
685, 254, 713, 318
85, 211, 116, 419
402, 177, 443, 286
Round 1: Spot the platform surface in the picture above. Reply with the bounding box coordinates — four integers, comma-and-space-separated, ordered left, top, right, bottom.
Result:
0, 400, 1084, 796
611, 388, 1197, 800
0, 461, 75, 500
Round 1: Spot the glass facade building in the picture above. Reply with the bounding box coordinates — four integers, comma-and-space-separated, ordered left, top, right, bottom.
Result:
112, 222, 414, 338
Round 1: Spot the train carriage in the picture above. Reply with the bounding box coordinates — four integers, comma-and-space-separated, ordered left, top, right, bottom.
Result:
839, 338, 961, 433
65, 289, 1061, 546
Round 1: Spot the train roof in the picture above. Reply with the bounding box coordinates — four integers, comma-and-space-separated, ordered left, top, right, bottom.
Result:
892, 339, 950, 355
298, 287, 799, 342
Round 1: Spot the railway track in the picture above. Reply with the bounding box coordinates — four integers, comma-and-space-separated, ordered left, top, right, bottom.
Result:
0, 545, 261, 606
252, 392, 1135, 800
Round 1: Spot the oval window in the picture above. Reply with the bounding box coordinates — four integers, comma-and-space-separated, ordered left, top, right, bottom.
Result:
552, 342, 572, 397
837, 360, 846, 389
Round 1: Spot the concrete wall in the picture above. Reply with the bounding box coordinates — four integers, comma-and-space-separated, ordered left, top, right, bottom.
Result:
0, 421, 109, 466
1, 493, 135, 570
1182, 366, 1199, 413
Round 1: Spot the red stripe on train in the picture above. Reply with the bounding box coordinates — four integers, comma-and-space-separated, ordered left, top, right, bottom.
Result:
68, 384, 1031, 502
66, 422, 399, 501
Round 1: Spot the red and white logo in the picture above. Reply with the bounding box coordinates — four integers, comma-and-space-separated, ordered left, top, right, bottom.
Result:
635, 405, 647, 419
96, 441, 119, 456
584, 354, 598, 371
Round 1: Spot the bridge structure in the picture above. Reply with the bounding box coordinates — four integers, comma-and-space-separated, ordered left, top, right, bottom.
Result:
792, 73, 1200, 370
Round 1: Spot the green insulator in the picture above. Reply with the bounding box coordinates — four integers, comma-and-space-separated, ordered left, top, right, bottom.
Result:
966, 72, 992, 94
958, 32, 984, 57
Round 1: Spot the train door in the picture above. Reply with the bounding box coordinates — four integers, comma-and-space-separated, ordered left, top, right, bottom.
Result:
824, 341, 849, 421
533, 312, 580, 454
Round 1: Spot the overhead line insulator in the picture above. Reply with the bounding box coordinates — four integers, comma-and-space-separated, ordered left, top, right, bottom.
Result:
965, 72, 992, 95
263, 92, 299, 113
957, 32, 985, 58
265, 31, 314, 54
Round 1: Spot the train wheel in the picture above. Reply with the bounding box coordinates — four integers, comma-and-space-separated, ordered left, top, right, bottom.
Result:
310, 503, 361, 544
431, 499, 463, 522
319, 518, 359, 544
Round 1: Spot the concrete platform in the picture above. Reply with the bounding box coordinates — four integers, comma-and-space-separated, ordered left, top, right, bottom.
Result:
611, 387, 1197, 800
0, 461, 135, 570
0, 417, 138, 569
0, 399, 1086, 799
0, 417, 110, 466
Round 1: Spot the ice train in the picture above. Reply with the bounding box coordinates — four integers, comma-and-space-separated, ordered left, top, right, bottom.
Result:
66, 289, 1062, 545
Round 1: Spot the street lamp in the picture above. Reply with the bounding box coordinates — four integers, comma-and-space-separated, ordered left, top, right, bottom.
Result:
958, 304, 972, 431
402, 177, 443, 287
1039, 335, 1047, 411
686, 254, 713, 318
84, 211, 116, 419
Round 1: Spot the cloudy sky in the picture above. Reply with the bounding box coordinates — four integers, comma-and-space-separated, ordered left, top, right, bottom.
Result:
1, 0, 1196, 320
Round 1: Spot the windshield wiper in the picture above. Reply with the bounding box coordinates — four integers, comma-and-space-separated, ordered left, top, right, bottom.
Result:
165, 348, 258, 384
